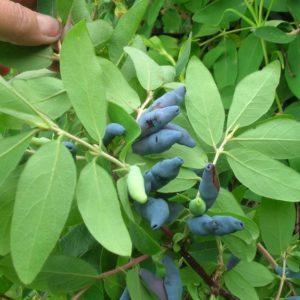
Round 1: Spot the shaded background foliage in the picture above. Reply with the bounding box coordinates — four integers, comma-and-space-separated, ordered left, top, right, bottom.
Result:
0, 0, 300, 299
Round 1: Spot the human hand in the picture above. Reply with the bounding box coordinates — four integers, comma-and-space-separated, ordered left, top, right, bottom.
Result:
0, 0, 61, 46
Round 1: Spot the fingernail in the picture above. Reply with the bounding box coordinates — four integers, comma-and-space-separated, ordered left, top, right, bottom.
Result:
37, 14, 61, 37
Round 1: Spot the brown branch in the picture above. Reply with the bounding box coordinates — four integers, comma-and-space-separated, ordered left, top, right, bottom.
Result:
161, 226, 237, 300
72, 254, 150, 300
97, 254, 149, 279
257, 243, 277, 269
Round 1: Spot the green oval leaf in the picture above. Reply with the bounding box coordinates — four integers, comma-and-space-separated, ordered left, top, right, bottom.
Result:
0, 131, 34, 186
185, 56, 225, 147
77, 161, 132, 256
98, 57, 140, 113
254, 26, 296, 44
226, 147, 300, 202
227, 61, 281, 131
285, 35, 300, 99
11, 142, 77, 284
231, 117, 300, 159
124, 46, 163, 90
60, 21, 107, 142
259, 199, 296, 255
0, 77, 47, 127
108, 0, 149, 64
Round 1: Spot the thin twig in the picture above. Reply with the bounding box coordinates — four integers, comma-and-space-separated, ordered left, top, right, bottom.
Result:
71, 254, 150, 300
161, 226, 237, 300
257, 243, 277, 269
136, 90, 153, 120
275, 253, 287, 300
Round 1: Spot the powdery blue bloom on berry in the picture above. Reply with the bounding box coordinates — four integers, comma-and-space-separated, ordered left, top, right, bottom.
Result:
103, 123, 126, 147
187, 215, 218, 236
143, 157, 183, 193
162, 255, 182, 300
62, 141, 76, 160
139, 268, 167, 300
165, 123, 196, 148
167, 202, 185, 223
275, 266, 300, 279
226, 255, 240, 271
132, 129, 182, 155
119, 287, 130, 300
138, 106, 180, 138
211, 216, 244, 236
134, 197, 169, 229
147, 86, 186, 112
199, 163, 220, 210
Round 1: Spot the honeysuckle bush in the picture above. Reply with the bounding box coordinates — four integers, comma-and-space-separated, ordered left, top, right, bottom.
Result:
0, 0, 300, 299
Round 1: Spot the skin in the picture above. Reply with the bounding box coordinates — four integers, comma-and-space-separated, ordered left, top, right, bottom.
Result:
162, 255, 182, 300
139, 269, 167, 300
0, 0, 61, 46
132, 129, 182, 155
138, 105, 180, 138
199, 163, 220, 210
147, 86, 186, 112
134, 197, 169, 230
144, 157, 184, 192
103, 123, 126, 147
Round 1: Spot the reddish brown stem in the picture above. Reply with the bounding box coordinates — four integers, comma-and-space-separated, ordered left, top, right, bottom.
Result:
161, 226, 237, 300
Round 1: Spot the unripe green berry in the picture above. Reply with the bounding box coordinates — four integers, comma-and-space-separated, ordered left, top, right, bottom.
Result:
127, 165, 148, 203
189, 197, 206, 216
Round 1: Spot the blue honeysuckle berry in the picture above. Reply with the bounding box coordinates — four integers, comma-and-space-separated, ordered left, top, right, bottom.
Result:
143, 157, 183, 193
275, 266, 300, 279
119, 287, 130, 300
164, 123, 196, 148
147, 86, 186, 112
139, 268, 167, 300
187, 215, 218, 236
226, 255, 240, 271
199, 163, 220, 211
134, 197, 170, 230
138, 106, 180, 138
132, 129, 182, 155
62, 141, 76, 160
210, 216, 244, 236
162, 255, 182, 300
103, 123, 126, 147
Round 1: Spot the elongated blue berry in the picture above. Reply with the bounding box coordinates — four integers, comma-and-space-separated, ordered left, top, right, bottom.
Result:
167, 202, 184, 223
226, 255, 240, 271
275, 266, 300, 279
211, 216, 244, 236
138, 106, 180, 138
162, 256, 182, 300
119, 287, 130, 300
62, 141, 76, 160
103, 123, 126, 146
143, 157, 183, 193
147, 86, 186, 111
134, 197, 169, 229
199, 163, 220, 210
187, 215, 218, 236
287, 296, 300, 300
132, 129, 182, 155
139, 268, 167, 300
164, 123, 196, 148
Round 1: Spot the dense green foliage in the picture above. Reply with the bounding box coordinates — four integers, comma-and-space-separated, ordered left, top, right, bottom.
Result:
0, 0, 300, 299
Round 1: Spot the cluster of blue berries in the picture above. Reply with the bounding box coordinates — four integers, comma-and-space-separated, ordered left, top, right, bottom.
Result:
132, 86, 196, 155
